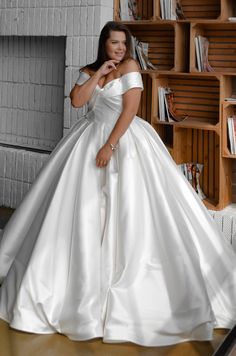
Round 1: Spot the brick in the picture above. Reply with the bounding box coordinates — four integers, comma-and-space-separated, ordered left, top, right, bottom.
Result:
29, 58, 36, 83
71, 105, 79, 126
72, 37, 80, 66
12, 109, 17, 136
47, 0, 55, 7
65, 36, 73, 66
87, 6, 94, 36
6, 109, 12, 134
40, 58, 47, 84
79, 37, 86, 66
0, 10, 6, 35
46, 60, 53, 85
18, 0, 25, 7
94, 6, 101, 35
12, 84, 18, 109
18, 57, 24, 82
64, 66, 72, 97
52, 61, 59, 85
40, 7, 48, 35
86, 36, 94, 63
64, 97, 71, 128
35, 58, 42, 83
73, 6, 80, 36
47, 8, 54, 35
24, 37, 30, 57
93, 36, 99, 59
8, 57, 14, 82
60, 7, 67, 35
53, 8, 61, 36
34, 8, 41, 34
17, 8, 25, 35
23, 8, 29, 34
66, 6, 74, 36
80, 6, 87, 35
28, 8, 36, 35
45, 86, 52, 112
23, 84, 29, 110
67, 0, 75, 6
7, 83, 13, 108
2, 82, 7, 105
11, 8, 18, 35
100, 5, 113, 25
17, 85, 24, 109
23, 58, 30, 82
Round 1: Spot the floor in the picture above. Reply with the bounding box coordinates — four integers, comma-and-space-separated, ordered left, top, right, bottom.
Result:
0, 320, 230, 356
0, 207, 232, 355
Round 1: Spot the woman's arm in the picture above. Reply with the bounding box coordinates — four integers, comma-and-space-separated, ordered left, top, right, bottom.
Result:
96, 60, 142, 168
70, 60, 119, 108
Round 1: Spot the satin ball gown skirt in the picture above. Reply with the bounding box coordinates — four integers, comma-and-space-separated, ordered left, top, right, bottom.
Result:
0, 71, 235, 346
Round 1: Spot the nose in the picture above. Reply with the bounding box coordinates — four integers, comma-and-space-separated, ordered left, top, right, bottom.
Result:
118, 42, 125, 51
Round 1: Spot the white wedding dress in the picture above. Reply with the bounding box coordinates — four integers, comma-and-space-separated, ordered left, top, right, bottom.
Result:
0, 71, 235, 347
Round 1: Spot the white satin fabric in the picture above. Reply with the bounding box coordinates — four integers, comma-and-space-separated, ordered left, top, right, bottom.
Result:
0, 71, 235, 347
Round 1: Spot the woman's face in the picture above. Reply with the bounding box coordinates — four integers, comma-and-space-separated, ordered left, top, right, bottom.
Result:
105, 30, 127, 62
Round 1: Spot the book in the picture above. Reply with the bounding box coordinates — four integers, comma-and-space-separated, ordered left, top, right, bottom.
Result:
158, 86, 187, 122
128, 0, 140, 20
131, 36, 157, 70
225, 94, 236, 101
195, 35, 214, 72
178, 162, 206, 200
176, 0, 185, 20
120, 0, 140, 20
120, 0, 130, 20
160, 0, 183, 20
227, 116, 236, 154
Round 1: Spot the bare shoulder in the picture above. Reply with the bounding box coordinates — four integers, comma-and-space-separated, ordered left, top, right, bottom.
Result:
119, 58, 140, 75
80, 67, 91, 76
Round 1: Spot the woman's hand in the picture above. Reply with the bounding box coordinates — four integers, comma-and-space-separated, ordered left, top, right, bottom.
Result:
97, 60, 119, 77
96, 143, 113, 168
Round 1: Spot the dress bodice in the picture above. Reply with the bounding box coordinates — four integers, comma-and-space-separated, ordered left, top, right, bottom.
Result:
76, 71, 144, 126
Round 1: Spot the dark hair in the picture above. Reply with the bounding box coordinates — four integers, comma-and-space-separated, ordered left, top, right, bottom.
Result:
86, 21, 132, 71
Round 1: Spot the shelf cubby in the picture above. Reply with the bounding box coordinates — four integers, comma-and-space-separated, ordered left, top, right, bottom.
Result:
152, 73, 220, 129
190, 22, 236, 73
153, 122, 174, 150
173, 127, 221, 209
115, 0, 236, 210
125, 22, 189, 72
114, 0, 154, 21
180, 0, 221, 20
222, 101, 236, 158
137, 72, 152, 123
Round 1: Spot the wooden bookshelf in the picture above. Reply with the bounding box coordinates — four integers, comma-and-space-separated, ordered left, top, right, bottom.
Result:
114, 0, 236, 210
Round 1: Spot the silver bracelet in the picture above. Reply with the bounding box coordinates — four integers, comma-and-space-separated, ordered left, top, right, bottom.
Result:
109, 142, 118, 151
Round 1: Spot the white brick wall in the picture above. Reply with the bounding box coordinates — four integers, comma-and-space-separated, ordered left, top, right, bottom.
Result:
0, 0, 113, 207
0, 36, 65, 151
0, 145, 48, 208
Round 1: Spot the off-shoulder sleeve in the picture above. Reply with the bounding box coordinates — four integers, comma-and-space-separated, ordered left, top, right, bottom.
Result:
75, 71, 90, 85
121, 72, 144, 94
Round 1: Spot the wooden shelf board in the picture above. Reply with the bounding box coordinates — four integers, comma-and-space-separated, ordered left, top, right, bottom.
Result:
223, 100, 236, 105
203, 198, 220, 210
222, 153, 236, 159
155, 118, 219, 131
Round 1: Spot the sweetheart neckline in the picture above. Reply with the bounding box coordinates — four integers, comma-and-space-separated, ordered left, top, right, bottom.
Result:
81, 71, 140, 90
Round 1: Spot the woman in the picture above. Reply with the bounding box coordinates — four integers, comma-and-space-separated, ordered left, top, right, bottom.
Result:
0, 21, 235, 347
